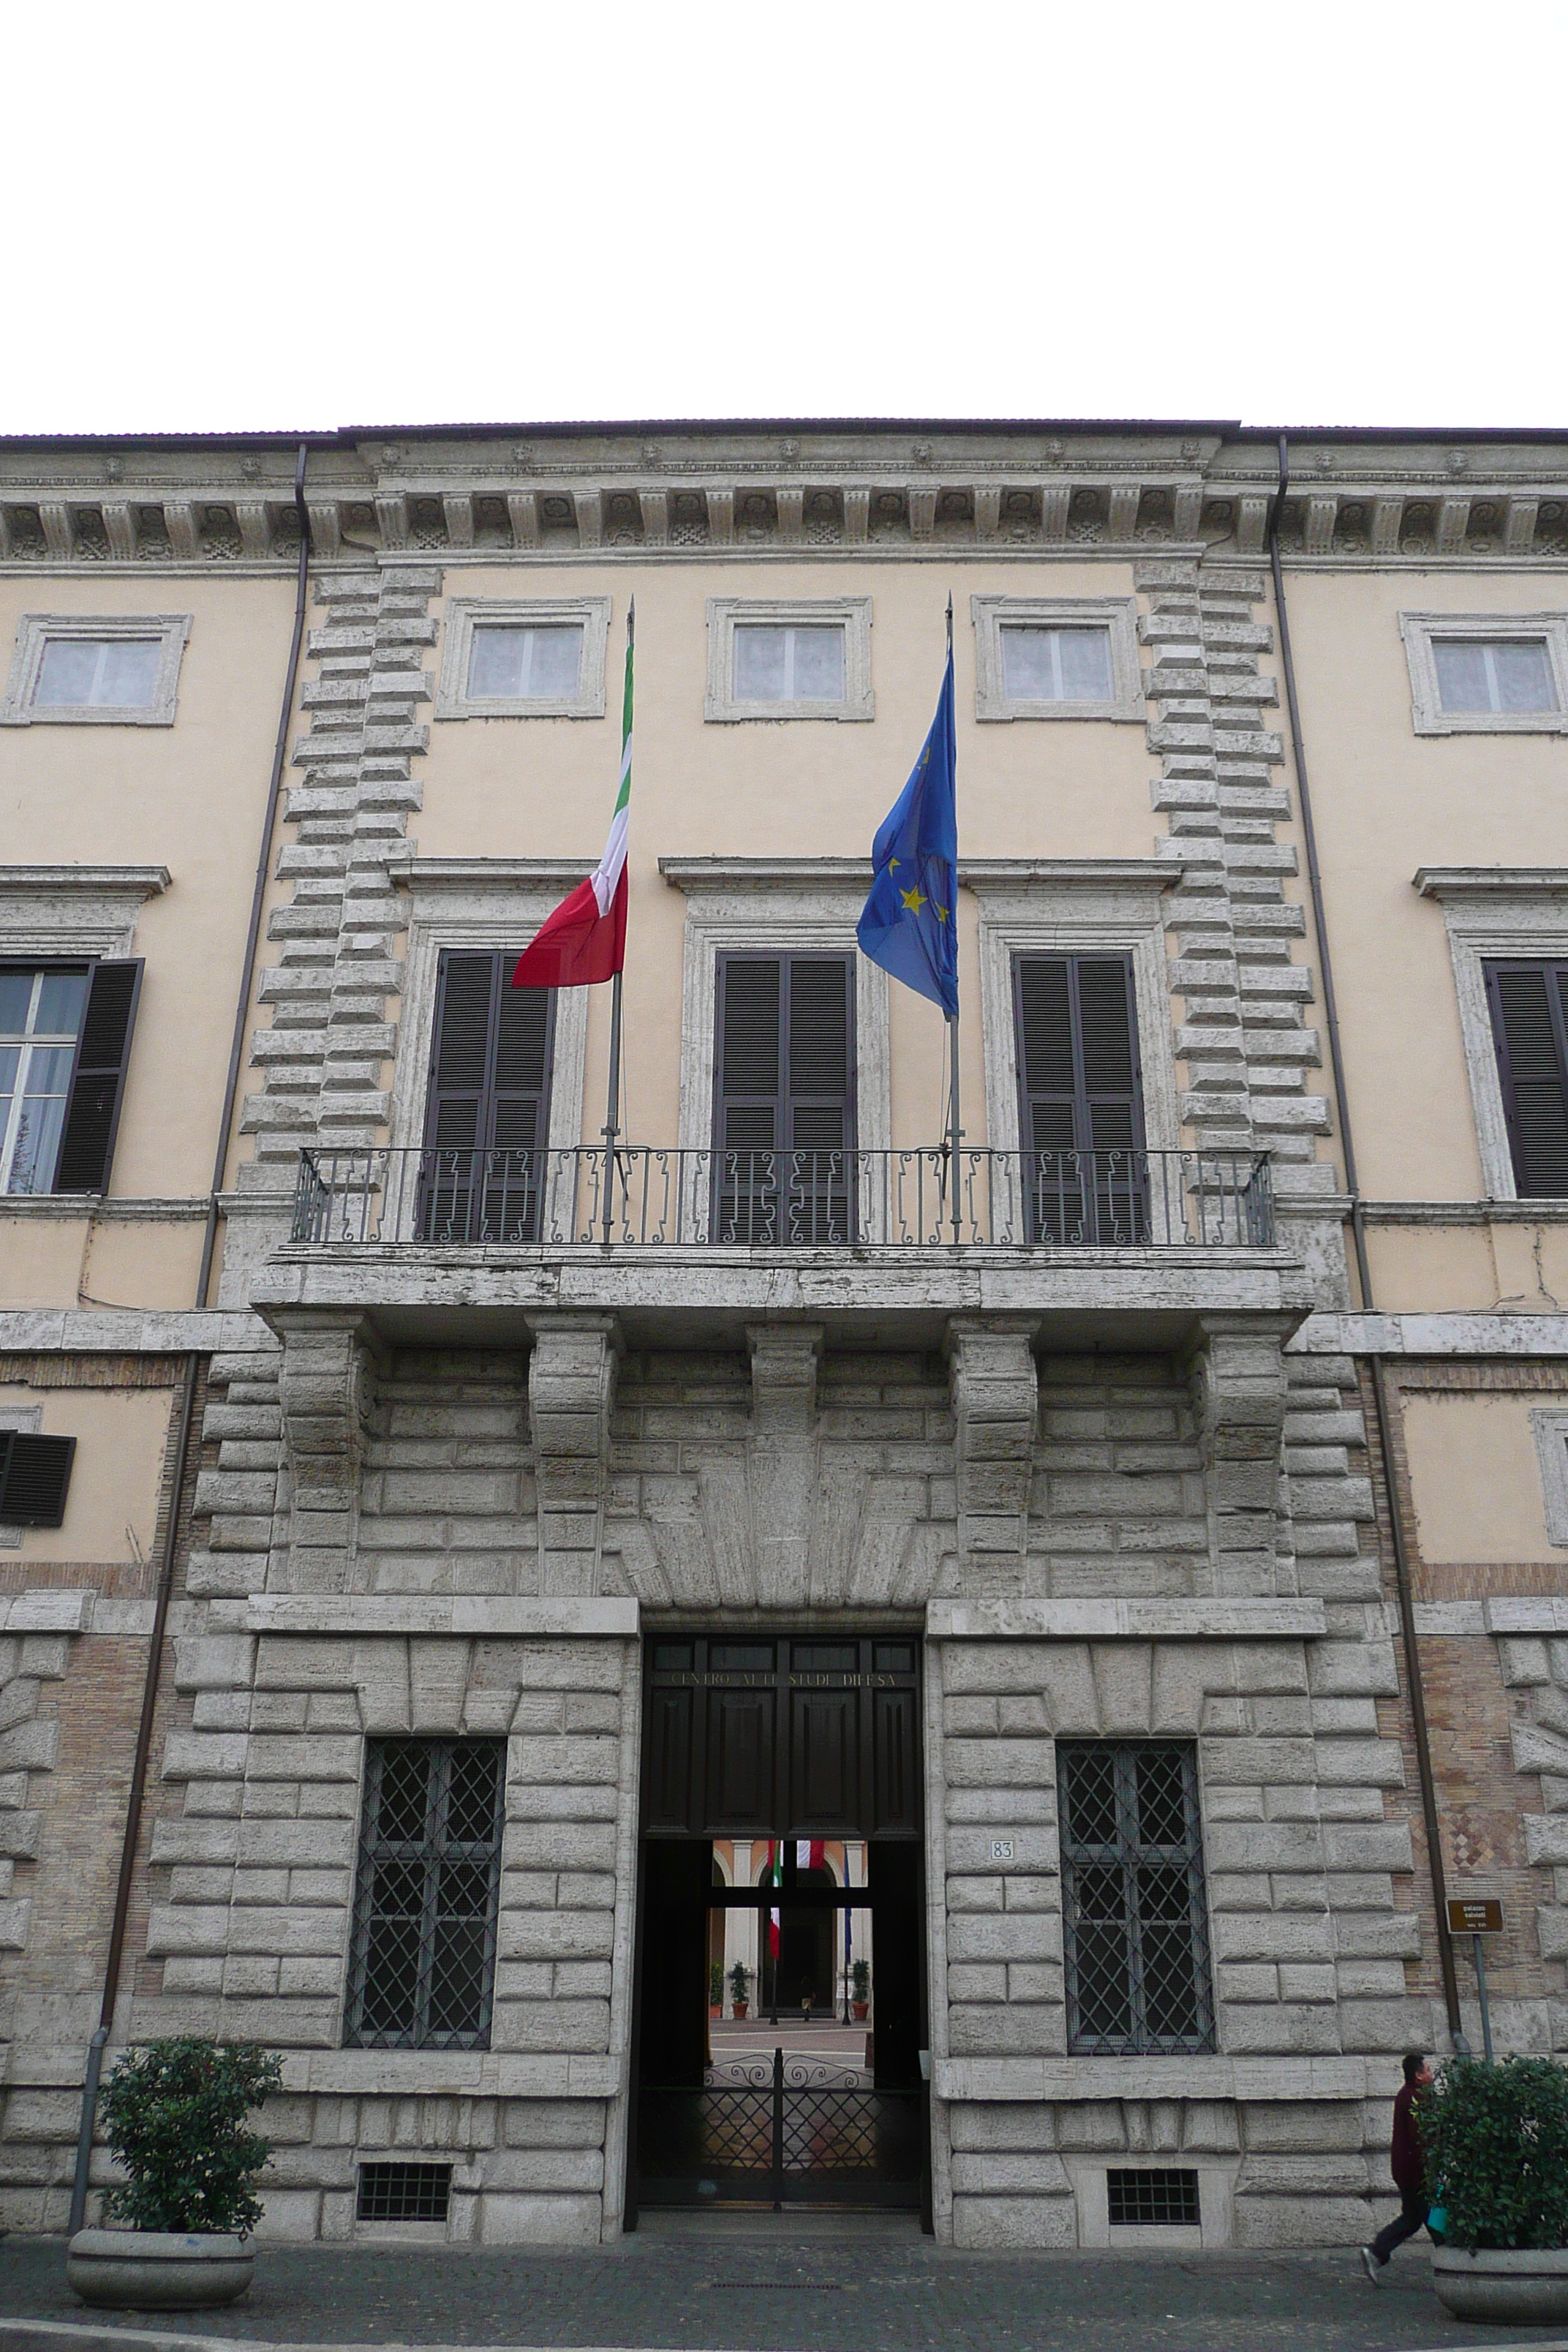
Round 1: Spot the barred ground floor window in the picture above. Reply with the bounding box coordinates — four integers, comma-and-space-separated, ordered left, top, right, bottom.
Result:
344, 1737, 505, 2049
1058, 1740, 1215, 2055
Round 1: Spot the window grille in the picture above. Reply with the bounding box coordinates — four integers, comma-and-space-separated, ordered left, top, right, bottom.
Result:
1058, 1741, 1215, 2056
356, 2161, 452, 2222
344, 1739, 504, 2050
1107, 2168, 1200, 2227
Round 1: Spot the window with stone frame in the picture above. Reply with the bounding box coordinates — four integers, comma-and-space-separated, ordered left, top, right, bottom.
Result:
712, 952, 856, 1243
344, 1738, 505, 2051
1399, 611, 1568, 736
704, 598, 874, 723
418, 949, 555, 1241
1, 613, 191, 725
1058, 1741, 1215, 2056
0, 960, 143, 1196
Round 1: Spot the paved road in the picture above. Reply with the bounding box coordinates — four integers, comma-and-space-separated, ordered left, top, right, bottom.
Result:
2, 2215, 1564, 2352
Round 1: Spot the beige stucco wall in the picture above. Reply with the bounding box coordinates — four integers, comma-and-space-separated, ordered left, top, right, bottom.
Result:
1272, 567, 1568, 1208
1403, 1390, 1568, 1563
0, 1381, 172, 1564
0, 573, 298, 1188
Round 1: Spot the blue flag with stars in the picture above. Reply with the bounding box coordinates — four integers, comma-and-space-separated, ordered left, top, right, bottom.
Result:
856, 646, 958, 1016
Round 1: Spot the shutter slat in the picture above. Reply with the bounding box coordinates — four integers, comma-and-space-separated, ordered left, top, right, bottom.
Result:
1017, 961, 1075, 1095
1493, 965, 1568, 1196
432, 957, 494, 1093
0, 1432, 75, 1529
54, 960, 143, 1194
1077, 960, 1137, 1096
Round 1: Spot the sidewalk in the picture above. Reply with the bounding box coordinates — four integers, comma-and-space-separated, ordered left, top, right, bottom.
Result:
2, 2215, 1565, 2352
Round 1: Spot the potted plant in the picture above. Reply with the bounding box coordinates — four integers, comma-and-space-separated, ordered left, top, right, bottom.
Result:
851, 1959, 871, 2022
67, 2037, 282, 2310
709, 1961, 724, 2019
1421, 2054, 1568, 2323
728, 1959, 750, 2021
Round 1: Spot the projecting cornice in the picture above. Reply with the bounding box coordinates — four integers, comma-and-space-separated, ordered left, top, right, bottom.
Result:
2, 426, 1567, 570
1414, 867, 1568, 900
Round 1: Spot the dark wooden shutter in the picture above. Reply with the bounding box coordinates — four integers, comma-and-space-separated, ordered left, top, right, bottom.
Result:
421, 952, 554, 1240
714, 955, 853, 1242
1488, 962, 1568, 1197
54, 960, 143, 1195
0, 1433, 75, 1528
1014, 954, 1144, 1240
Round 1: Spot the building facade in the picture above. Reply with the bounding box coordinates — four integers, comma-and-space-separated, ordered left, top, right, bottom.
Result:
1, 419, 1567, 2250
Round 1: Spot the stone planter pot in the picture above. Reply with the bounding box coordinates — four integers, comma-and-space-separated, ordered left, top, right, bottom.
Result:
67, 2228, 255, 2310
852, 2001, 869, 2021
732, 1999, 748, 2019
1432, 2245, 1568, 2326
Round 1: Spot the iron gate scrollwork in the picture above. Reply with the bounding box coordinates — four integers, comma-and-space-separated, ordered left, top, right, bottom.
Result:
638, 2047, 923, 2210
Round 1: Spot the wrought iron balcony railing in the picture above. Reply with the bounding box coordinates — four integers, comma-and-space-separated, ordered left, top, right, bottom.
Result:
290, 1145, 1274, 1251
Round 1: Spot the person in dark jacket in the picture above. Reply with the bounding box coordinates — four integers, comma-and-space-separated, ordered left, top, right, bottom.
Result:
1362, 2052, 1434, 2280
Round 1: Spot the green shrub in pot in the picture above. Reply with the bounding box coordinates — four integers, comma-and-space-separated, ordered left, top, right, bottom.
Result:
99, 2038, 283, 2236
1421, 2055, 1568, 2252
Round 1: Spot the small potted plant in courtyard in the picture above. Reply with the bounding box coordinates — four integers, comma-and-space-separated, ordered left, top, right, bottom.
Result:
67, 2037, 282, 2310
728, 1960, 750, 2021
1422, 2054, 1568, 2324
709, 1961, 724, 2019
851, 1959, 871, 2023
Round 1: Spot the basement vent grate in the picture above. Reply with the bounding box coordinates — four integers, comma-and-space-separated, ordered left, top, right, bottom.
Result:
356, 2161, 452, 2223
1107, 2168, 1200, 2228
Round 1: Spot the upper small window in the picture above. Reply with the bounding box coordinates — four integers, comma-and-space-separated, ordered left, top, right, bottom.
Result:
1401, 612, 1568, 736
1, 614, 191, 725
467, 622, 584, 704
734, 623, 845, 706
1001, 624, 1115, 706
706, 598, 874, 723
1433, 638, 1557, 717
971, 596, 1142, 722
435, 597, 610, 720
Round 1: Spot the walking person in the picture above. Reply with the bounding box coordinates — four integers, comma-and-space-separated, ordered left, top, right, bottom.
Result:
1362, 2053, 1435, 2282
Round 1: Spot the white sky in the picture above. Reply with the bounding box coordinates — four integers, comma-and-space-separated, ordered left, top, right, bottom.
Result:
4, 0, 1562, 439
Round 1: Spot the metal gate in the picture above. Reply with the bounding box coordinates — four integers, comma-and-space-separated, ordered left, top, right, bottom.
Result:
638, 2046, 922, 2209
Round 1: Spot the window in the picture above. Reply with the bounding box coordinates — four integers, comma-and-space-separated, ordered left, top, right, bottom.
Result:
467, 622, 584, 703
1434, 638, 1556, 717
0, 1430, 75, 1529
1001, 625, 1113, 705
1013, 954, 1146, 1242
434, 597, 610, 720
1486, 962, 1568, 1196
1107, 2169, 1200, 2228
0, 962, 142, 1196
1, 614, 190, 725
356, 2163, 451, 2223
734, 623, 845, 706
971, 595, 1142, 722
344, 1738, 505, 2051
713, 953, 855, 1242
705, 598, 874, 722
1401, 612, 1568, 736
1529, 1408, 1568, 1548
419, 950, 554, 1241
1058, 1741, 1215, 2056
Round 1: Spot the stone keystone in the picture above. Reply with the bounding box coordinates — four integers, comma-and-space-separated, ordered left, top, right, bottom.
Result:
747, 1324, 823, 1607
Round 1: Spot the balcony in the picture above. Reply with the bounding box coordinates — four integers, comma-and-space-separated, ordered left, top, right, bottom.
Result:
292, 1145, 1275, 1254
253, 1144, 1306, 1349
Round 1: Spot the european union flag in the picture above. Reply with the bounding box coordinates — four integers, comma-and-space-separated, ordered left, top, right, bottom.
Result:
856, 646, 958, 1016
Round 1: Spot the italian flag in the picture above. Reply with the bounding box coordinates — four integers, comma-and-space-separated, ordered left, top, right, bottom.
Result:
512, 607, 633, 989
766, 1841, 782, 1958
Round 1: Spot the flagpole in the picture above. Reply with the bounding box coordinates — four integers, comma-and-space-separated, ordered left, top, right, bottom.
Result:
600, 598, 632, 1247
944, 593, 961, 1243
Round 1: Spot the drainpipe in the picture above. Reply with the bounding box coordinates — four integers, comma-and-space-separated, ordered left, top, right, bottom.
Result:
67, 447, 314, 2234
1267, 436, 1466, 2049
